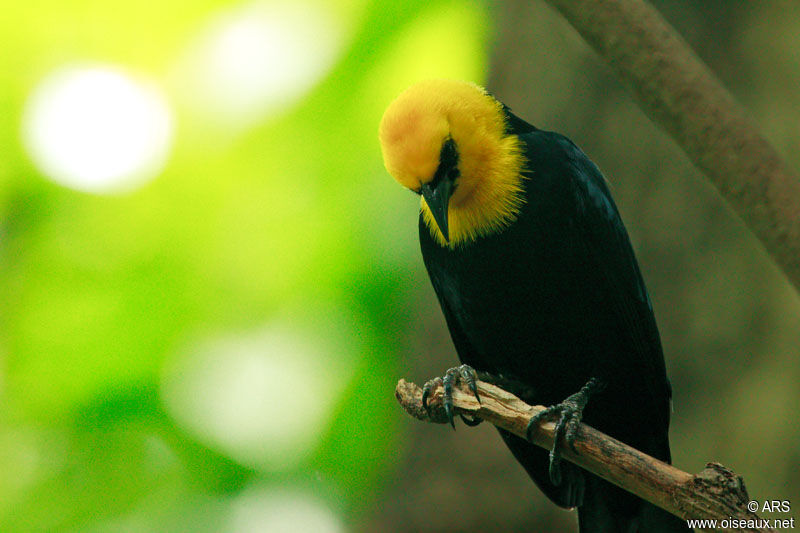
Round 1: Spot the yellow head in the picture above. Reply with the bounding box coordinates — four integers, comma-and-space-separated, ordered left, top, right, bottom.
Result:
379, 79, 526, 247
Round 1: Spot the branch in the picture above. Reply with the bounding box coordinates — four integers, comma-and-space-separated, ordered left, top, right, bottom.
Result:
395, 378, 774, 532
534, 0, 800, 293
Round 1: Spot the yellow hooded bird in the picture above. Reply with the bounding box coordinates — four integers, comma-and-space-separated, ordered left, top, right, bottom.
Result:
379, 79, 687, 532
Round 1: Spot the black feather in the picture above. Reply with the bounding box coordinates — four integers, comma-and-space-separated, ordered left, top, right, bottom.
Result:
419, 111, 689, 532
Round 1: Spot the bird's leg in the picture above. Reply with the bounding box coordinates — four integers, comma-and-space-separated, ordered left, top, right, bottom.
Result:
421, 364, 481, 428
525, 377, 606, 486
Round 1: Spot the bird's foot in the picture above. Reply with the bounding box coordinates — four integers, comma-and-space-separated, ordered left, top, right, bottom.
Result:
525, 377, 606, 486
421, 364, 481, 429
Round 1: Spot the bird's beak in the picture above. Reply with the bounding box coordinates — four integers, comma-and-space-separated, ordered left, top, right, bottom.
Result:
421, 179, 453, 243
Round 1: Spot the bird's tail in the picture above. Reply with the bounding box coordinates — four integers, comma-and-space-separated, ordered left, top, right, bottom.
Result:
577, 476, 690, 532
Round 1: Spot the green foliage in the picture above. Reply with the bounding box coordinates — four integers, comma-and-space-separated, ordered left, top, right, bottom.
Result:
0, 0, 490, 530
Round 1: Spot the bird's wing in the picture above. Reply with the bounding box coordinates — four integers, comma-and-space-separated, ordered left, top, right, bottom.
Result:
555, 134, 673, 448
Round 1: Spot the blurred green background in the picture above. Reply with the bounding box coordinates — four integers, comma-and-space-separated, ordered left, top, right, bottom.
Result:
1, 0, 798, 531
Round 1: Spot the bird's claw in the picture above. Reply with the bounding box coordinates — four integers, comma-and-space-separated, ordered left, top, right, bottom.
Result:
525, 377, 605, 486
421, 377, 443, 414
421, 364, 481, 429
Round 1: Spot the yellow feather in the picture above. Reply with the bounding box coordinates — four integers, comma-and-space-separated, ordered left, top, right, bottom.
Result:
379, 79, 527, 247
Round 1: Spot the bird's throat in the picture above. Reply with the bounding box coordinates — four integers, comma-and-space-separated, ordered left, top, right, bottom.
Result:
421, 133, 527, 248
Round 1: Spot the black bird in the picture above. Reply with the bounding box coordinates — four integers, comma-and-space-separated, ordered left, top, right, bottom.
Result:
379, 79, 688, 532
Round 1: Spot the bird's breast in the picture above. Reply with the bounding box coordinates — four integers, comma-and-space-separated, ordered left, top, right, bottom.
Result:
427, 218, 605, 396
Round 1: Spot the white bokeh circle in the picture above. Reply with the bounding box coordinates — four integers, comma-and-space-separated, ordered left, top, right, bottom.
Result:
22, 65, 173, 193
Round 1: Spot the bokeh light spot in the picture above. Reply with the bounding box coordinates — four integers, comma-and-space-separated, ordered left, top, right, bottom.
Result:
174, 1, 344, 128
22, 65, 173, 193
228, 486, 342, 533
162, 325, 353, 470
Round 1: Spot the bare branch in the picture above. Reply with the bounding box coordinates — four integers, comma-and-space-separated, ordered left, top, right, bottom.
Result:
533, 0, 800, 293
395, 378, 774, 532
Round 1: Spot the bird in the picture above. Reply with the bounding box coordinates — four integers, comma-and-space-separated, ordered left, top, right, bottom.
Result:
379, 79, 688, 532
